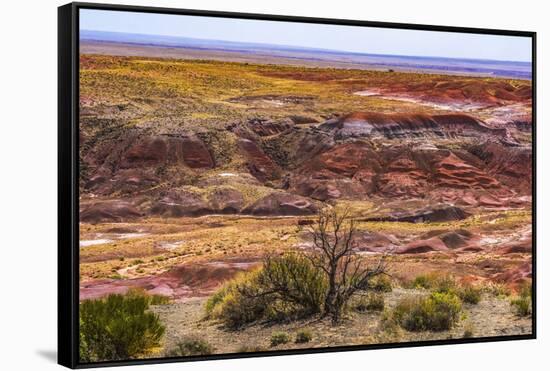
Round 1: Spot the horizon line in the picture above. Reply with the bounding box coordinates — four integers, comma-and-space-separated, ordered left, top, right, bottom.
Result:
80, 29, 532, 65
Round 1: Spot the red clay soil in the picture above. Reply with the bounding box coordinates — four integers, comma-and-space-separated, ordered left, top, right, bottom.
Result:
237, 138, 281, 181
259, 68, 531, 106
242, 192, 318, 216
122, 134, 214, 169
493, 262, 532, 286
433, 153, 501, 189
470, 141, 533, 193
80, 200, 143, 223
322, 112, 507, 139
150, 189, 213, 217
80, 259, 260, 301
347, 77, 531, 106
247, 118, 294, 136
300, 142, 379, 178
397, 237, 450, 254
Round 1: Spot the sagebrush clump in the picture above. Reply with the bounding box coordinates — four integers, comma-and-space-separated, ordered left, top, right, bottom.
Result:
295, 329, 313, 343
387, 292, 462, 332
205, 253, 327, 328
510, 283, 532, 317
206, 208, 388, 326
458, 284, 482, 304
410, 273, 482, 305
166, 337, 214, 357
271, 332, 290, 346
79, 290, 165, 362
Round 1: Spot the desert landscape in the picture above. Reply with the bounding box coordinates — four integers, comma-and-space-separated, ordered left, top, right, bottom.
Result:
77, 27, 533, 362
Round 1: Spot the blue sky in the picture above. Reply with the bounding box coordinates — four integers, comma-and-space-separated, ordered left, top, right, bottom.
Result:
80, 9, 532, 62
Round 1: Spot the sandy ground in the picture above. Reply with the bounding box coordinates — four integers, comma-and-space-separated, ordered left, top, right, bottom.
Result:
150, 288, 532, 356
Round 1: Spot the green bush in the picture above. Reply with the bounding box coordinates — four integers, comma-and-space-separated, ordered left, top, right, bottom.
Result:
126, 288, 171, 305
510, 283, 532, 317
205, 253, 327, 328
261, 253, 327, 315
211, 270, 271, 328
295, 329, 313, 343
204, 285, 230, 317
409, 273, 435, 289
149, 294, 172, 305
79, 317, 92, 363
458, 284, 482, 304
390, 292, 462, 332
79, 291, 165, 362
410, 274, 482, 305
166, 338, 214, 357
271, 332, 290, 346
355, 293, 385, 312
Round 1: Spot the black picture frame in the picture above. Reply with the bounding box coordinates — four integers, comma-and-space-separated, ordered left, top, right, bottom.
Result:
58, 2, 537, 368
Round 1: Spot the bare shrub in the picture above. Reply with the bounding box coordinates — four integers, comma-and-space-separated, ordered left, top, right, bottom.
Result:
303, 207, 388, 323
206, 207, 388, 326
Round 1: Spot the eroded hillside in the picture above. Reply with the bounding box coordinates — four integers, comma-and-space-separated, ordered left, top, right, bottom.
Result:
78, 55, 532, 331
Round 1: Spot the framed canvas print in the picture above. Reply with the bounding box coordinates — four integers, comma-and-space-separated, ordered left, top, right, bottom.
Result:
58, 2, 536, 368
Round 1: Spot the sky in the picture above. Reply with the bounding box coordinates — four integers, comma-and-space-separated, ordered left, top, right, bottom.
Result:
80, 9, 532, 62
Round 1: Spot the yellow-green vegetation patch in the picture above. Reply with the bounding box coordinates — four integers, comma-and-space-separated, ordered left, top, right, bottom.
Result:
179, 182, 275, 207
356, 209, 531, 235
82, 55, 529, 127
332, 200, 376, 218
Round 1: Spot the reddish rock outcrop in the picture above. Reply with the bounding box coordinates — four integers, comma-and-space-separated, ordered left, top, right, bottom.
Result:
80, 259, 260, 300
378, 156, 429, 197
495, 239, 532, 255
493, 262, 532, 285
353, 231, 397, 253
150, 190, 212, 217
397, 237, 450, 254
207, 188, 244, 214
478, 194, 504, 207
288, 141, 377, 200
364, 205, 470, 223
342, 78, 531, 107
319, 112, 506, 140
439, 230, 474, 249
300, 142, 379, 177
288, 130, 335, 167
122, 134, 214, 169
290, 139, 509, 201
86, 168, 160, 195
80, 200, 143, 223
290, 170, 370, 201
247, 118, 293, 136
242, 192, 318, 216
237, 138, 281, 181
432, 153, 500, 189
470, 141, 532, 193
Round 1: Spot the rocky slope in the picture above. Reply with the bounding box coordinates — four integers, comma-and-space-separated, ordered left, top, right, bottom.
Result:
80, 105, 532, 223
